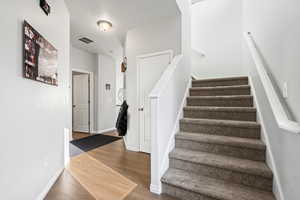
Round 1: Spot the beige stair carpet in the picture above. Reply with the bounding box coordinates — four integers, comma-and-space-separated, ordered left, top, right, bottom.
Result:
162, 76, 276, 200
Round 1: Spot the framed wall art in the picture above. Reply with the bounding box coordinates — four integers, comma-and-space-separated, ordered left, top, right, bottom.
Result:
23, 21, 58, 86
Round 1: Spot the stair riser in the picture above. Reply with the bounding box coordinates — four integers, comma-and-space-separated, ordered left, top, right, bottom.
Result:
184, 110, 257, 121
190, 88, 251, 96
192, 80, 248, 87
175, 139, 266, 161
163, 183, 216, 200
180, 122, 261, 139
187, 98, 253, 107
170, 159, 273, 191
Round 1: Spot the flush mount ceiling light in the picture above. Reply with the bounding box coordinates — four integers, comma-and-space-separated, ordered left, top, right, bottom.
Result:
97, 20, 113, 32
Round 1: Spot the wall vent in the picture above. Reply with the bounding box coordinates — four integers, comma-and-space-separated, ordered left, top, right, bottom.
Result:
78, 37, 94, 44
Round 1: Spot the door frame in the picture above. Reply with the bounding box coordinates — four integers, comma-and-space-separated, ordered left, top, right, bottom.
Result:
136, 50, 173, 153
72, 69, 95, 134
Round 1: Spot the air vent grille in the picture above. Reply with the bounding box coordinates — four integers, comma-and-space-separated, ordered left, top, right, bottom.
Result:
78, 37, 94, 44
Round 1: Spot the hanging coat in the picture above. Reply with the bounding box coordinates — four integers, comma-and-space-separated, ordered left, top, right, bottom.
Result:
116, 101, 129, 136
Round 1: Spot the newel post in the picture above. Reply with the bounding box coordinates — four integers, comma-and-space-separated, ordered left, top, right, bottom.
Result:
150, 96, 162, 194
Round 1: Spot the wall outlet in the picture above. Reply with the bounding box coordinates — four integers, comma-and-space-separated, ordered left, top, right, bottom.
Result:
283, 82, 288, 98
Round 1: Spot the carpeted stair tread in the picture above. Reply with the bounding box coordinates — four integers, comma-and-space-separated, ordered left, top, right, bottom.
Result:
184, 106, 256, 113
187, 95, 253, 101
176, 132, 265, 150
191, 85, 250, 90
192, 76, 249, 87
190, 85, 251, 96
187, 95, 254, 107
170, 148, 272, 178
162, 168, 275, 200
183, 106, 257, 121
193, 76, 248, 83
180, 118, 260, 129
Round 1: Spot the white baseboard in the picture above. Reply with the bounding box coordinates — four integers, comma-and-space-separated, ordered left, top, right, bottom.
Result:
249, 76, 285, 200
150, 183, 162, 194
36, 167, 64, 200
123, 138, 140, 152
91, 127, 116, 135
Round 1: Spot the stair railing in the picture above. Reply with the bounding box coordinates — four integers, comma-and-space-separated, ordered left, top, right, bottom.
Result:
149, 54, 190, 194
244, 32, 300, 134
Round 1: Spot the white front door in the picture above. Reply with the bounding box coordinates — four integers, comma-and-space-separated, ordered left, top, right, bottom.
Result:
73, 74, 90, 133
138, 51, 173, 153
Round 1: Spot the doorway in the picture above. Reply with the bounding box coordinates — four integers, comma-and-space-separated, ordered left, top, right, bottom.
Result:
137, 50, 173, 153
72, 69, 94, 135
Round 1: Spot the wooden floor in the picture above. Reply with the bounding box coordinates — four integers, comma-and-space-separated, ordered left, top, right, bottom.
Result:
46, 132, 177, 200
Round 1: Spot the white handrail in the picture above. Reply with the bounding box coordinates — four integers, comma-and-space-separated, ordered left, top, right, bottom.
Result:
191, 0, 205, 5
150, 54, 183, 99
244, 32, 300, 134
192, 48, 206, 57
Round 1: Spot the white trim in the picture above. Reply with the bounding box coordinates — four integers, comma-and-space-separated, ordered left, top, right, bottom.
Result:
136, 50, 174, 60
159, 78, 192, 178
192, 75, 248, 81
150, 54, 186, 194
136, 50, 174, 153
150, 54, 182, 99
35, 168, 64, 200
150, 184, 162, 195
64, 128, 71, 167
248, 77, 285, 200
72, 69, 95, 133
192, 48, 206, 57
123, 136, 140, 152
191, 0, 206, 5
126, 145, 140, 152
244, 32, 300, 134
150, 98, 161, 194
91, 127, 116, 135
72, 68, 93, 74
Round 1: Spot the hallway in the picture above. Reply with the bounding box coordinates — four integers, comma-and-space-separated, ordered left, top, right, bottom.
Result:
46, 132, 177, 200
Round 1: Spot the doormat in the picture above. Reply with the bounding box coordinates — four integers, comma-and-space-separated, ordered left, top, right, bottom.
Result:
70, 134, 121, 152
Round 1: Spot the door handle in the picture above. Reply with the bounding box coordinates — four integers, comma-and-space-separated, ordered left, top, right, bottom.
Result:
138, 108, 144, 111
73, 105, 76, 108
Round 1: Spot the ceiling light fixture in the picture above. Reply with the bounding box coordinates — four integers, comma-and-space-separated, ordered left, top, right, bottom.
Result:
97, 20, 113, 32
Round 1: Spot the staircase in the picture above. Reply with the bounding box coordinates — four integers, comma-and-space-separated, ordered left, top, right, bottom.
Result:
161, 77, 276, 200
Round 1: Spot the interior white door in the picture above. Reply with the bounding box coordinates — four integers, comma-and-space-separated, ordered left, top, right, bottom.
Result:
138, 51, 172, 153
73, 74, 90, 133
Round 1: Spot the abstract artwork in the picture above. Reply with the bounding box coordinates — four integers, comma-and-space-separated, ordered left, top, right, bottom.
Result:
23, 21, 58, 86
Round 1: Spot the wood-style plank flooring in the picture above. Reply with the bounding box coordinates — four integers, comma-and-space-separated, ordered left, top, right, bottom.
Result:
46, 170, 95, 200
46, 132, 177, 200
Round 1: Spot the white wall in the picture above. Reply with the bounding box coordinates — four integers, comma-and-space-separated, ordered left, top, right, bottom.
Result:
243, 0, 300, 122
97, 54, 117, 131
176, 0, 192, 72
0, 0, 70, 199
70, 46, 98, 73
70, 46, 98, 131
125, 16, 181, 150
243, 0, 300, 199
114, 48, 124, 106
191, 0, 244, 78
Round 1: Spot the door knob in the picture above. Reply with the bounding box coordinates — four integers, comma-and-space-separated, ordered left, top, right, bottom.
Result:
73, 105, 76, 108
138, 108, 144, 111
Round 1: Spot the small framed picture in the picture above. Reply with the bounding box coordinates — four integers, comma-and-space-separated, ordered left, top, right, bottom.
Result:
40, 0, 51, 16
105, 84, 111, 90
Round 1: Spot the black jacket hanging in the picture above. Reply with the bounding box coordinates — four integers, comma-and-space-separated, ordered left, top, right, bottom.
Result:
116, 101, 129, 136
